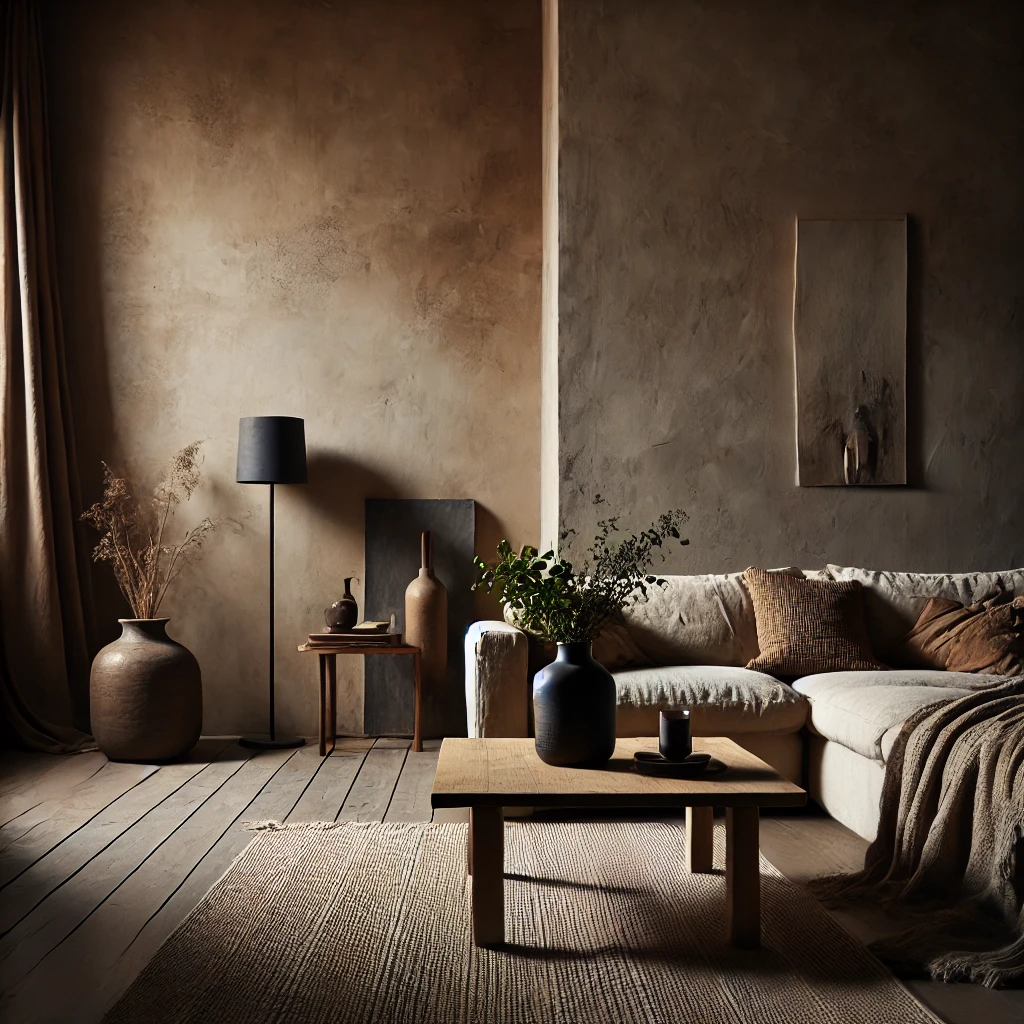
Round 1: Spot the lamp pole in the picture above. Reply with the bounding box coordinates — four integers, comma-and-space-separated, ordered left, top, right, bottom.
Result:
237, 416, 306, 750
269, 481, 275, 741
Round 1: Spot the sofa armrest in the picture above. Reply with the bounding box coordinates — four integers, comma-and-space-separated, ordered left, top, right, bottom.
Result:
464, 620, 530, 738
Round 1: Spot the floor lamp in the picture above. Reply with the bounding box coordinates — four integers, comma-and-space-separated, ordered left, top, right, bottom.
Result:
237, 416, 307, 749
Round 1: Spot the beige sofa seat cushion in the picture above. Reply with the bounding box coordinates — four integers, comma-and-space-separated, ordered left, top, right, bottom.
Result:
621, 569, 826, 668
825, 565, 1024, 662
792, 670, 980, 762
612, 665, 808, 736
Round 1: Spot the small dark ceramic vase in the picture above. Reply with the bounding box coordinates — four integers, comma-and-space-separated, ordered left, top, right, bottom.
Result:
325, 577, 359, 633
90, 618, 202, 763
532, 641, 616, 768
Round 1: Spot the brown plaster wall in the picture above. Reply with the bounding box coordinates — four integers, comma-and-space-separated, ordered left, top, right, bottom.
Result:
558, 0, 1024, 572
43, 0, 541, 736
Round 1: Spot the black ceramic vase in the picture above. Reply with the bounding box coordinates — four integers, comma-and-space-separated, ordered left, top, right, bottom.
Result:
533, 641, 616, 768
325, 577, 359, 633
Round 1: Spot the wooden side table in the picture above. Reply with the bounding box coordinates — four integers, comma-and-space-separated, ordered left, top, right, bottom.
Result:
297, 643, 423, 755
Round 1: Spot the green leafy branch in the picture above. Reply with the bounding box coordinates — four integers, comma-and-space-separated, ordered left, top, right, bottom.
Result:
472, 504, 688, 643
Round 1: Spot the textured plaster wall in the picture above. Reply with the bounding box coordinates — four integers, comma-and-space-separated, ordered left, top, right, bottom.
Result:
558, 0, 1023, 572
44, 0, 541, 736
540, 0, 559, 551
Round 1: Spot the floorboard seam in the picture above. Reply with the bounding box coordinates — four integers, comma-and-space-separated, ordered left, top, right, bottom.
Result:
282, 752, 331, 820
379, 746, 411, 823
13, 749, 255, 967
0, 760, 108, 828
0, 769, 160, 890
0, 763, 221, 937
122, 748, 301, 953
331, 748, 374, 822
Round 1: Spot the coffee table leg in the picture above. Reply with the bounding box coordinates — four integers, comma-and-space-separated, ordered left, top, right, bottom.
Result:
685, 806, 714, 873
725, 806, 760, 948
469, 806, 504, 946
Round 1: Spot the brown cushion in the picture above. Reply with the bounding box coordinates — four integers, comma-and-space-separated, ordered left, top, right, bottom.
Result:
743, 566, 885, 675
892, 596, 1024, 676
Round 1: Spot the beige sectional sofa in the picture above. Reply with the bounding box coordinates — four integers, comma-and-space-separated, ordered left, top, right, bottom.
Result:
464, 565, 1024, 841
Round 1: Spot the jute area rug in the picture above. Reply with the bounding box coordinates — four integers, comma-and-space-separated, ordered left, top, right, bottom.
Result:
105, 821, 940, 1024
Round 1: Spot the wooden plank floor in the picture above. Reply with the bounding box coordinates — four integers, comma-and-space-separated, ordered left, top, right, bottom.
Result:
1, 742, 1019, 1024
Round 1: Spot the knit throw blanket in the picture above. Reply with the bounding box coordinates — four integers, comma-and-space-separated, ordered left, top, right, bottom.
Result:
811, 678, 1024, 988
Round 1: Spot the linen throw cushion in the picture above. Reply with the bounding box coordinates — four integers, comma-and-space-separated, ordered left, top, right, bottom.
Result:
619, 568, 827, 667
744, 567, 884, 675
824, 564, 1024, 661
591, 614, 652, 670
891, 596, 1024, 676
509, 613, 651, 672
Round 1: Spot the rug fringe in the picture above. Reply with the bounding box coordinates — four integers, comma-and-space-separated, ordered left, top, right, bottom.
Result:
242, 819, 456, 832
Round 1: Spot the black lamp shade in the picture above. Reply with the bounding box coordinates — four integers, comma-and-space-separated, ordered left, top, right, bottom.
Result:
236, 416, 307, 484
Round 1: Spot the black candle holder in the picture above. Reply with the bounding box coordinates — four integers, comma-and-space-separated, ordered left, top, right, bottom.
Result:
659, 709, 692, 762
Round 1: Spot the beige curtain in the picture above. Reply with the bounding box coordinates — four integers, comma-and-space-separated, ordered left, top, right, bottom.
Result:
0, 0, 92, 751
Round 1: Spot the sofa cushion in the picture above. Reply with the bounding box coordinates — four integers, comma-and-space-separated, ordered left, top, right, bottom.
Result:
743, 567, 884, 674
891, 596, 1024, 676
592, 615, 653, 670
792, 670, 980, 762
825, 565, 1024, 662
612, 665, 808, 736
620, 569, 826, 668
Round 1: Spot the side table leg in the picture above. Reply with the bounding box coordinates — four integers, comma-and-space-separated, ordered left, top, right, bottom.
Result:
685, 806, 714, 873
412, 651, 423, 753
725, 806, 760, 948
326, 655, 337, 754
318, 654, 327, 756
470, 806, 504, 946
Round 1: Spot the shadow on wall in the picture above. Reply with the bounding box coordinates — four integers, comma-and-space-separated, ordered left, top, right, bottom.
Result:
306, 450, 508, 622
473, 502, 509, 622
304, 450, 402, 531
906, 215, 925, 488
306, 450, 515, 628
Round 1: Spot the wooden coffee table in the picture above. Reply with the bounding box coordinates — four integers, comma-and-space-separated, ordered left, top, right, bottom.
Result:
431, 736, 806, 949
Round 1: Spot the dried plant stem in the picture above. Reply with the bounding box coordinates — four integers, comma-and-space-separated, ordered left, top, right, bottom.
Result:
81, 442, 218, 619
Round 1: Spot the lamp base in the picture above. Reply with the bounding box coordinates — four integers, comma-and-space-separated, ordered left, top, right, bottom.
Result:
239, 733, 305, 750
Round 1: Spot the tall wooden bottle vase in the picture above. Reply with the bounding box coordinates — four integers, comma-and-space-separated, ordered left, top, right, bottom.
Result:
404, 530, 448, 730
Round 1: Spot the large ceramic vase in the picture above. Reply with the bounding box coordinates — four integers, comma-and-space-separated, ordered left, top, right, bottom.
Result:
533, 641, 616, 768
90, 618, 202, 763
405, 531, 448, 701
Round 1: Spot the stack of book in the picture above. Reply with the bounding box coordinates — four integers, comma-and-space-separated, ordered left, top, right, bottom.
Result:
307, 621, 402, 648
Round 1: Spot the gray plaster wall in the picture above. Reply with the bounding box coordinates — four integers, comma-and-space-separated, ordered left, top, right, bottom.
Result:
557, 0, 1023, 572
43, 0, 541, 736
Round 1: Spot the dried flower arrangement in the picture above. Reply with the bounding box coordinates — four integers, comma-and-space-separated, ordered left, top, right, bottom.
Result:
81, 441, 218, 619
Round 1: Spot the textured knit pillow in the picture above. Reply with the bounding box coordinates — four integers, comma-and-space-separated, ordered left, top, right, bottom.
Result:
891, 596, 1024, 675
743, 566, 884, 674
